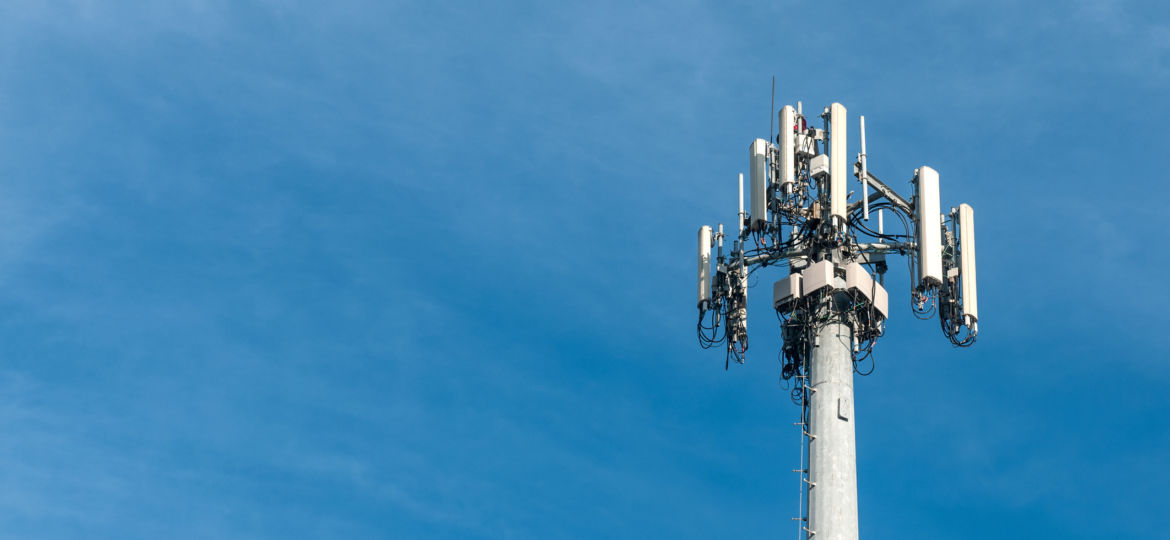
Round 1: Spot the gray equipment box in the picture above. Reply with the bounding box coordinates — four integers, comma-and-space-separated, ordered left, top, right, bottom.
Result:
844, 262, 889, 319
773, 273, 803, 312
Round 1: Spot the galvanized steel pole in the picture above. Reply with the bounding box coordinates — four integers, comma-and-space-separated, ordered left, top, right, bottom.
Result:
807, 290, 859, 540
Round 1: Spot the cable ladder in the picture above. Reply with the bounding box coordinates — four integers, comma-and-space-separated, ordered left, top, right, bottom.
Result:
792, 372, 814, 539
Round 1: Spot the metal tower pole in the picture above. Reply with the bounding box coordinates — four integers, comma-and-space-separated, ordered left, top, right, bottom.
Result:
807, 289, 858, 539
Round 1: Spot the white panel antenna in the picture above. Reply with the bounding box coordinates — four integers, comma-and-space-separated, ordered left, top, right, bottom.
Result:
749, 139, 769, 230
859, 115, 869, 221
958, 204, 978, 328
829, 103, 848, 223
698, 225, 712, 307
915, 166, 942, 287
779, 106, 796, 194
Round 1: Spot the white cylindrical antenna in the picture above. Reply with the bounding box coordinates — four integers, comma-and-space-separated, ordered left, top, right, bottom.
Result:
860, 115, 869, 221
738, 173, 745, 234
749, 140, 769, 230
698, 226, 713, 307
718, 223, 724, 248
877, 208, 884, 235
915, 166, 943, 287
797, 101, 802, 115
780, 106, 796, 194
829, 103, 848, 224
958, 204, 978, 328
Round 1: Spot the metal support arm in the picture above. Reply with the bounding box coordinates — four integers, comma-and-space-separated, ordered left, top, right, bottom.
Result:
853, 242, 913, 254
850, 163, 913, 215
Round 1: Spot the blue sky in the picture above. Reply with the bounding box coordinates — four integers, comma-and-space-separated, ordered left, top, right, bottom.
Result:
0, 1, 1167, 538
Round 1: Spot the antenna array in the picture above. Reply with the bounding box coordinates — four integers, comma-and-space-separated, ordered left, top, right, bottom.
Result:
693, 101, 979, 539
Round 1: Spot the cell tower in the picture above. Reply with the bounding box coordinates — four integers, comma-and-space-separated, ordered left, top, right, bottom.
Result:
695, 101, 978, 539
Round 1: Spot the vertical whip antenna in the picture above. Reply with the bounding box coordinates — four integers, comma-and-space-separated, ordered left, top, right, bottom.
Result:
770, 76, 775, 145
738, 173, 745, 235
